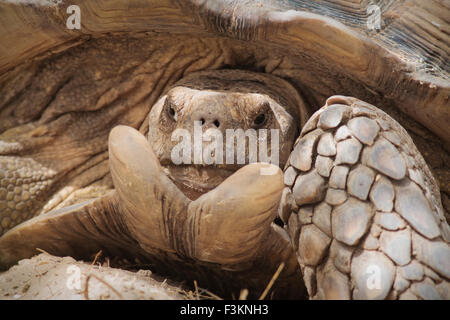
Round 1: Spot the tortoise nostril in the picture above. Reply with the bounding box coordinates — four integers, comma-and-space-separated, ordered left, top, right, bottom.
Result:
200, 118, 205, 125
213, 120, 220, 127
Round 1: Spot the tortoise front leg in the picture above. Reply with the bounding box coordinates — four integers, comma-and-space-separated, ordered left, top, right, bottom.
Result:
109, 125, 304, 297
0, 191, 145, 270
108, 125, 190, 254
282, 96, 450, 300
109, 125, 294, 266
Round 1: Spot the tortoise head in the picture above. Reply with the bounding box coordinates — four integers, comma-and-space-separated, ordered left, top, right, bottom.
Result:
148, 70, 308, 199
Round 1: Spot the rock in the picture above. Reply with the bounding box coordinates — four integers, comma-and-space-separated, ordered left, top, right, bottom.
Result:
412, 232, 450, 279
317, 133, 336, 156
361, 137, 406, 180
379, 229, 411, 266
0, 253, 183, 300
376, 212, 406, 231
332, 198, 374, 246
325, 188, 347, 206
399, 261, 424, 281
329, 165, 349, 189
316, 261, 350, 299
292, 170, 326, 206
411, 279, 442, 300
351, 250, 395, 300
312, 202, 331, 236
335, 138, 362, 165
393, 270, 410, 293
335, 125, 352, 141
284, 166, 297, 187
348, 117, 379, 145
329, 240, 353, 274
298, 205, 313, 225
347, 165, 375, 200
395, 180, 440, 239
369, 175, 395, 212
317, 104, 349, 129
290, 129, 322, 171
315, 156, 333, 177
298, 224, 331, 266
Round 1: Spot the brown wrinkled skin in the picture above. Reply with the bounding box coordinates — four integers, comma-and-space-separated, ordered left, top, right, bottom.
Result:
0, 0, 448, 300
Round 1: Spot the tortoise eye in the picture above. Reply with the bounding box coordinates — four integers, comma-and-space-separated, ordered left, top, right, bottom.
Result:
165, 99, 177, 121
169, 106, 176, 117
252, 113, 266, 128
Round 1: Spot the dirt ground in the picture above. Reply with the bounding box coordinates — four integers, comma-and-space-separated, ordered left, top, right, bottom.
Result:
0, 253, 188, 300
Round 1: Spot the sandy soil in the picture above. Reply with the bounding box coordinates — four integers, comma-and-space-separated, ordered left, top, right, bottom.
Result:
0, 253, 186, 300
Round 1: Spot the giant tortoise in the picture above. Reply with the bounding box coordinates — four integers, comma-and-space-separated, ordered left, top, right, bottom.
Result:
0, 0, 449, 300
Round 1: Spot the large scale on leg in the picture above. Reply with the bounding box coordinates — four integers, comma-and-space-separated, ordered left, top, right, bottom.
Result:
281, 96, 450, 300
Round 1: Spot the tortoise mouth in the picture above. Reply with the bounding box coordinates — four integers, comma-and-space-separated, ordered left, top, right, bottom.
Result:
161, 164, 238, 200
